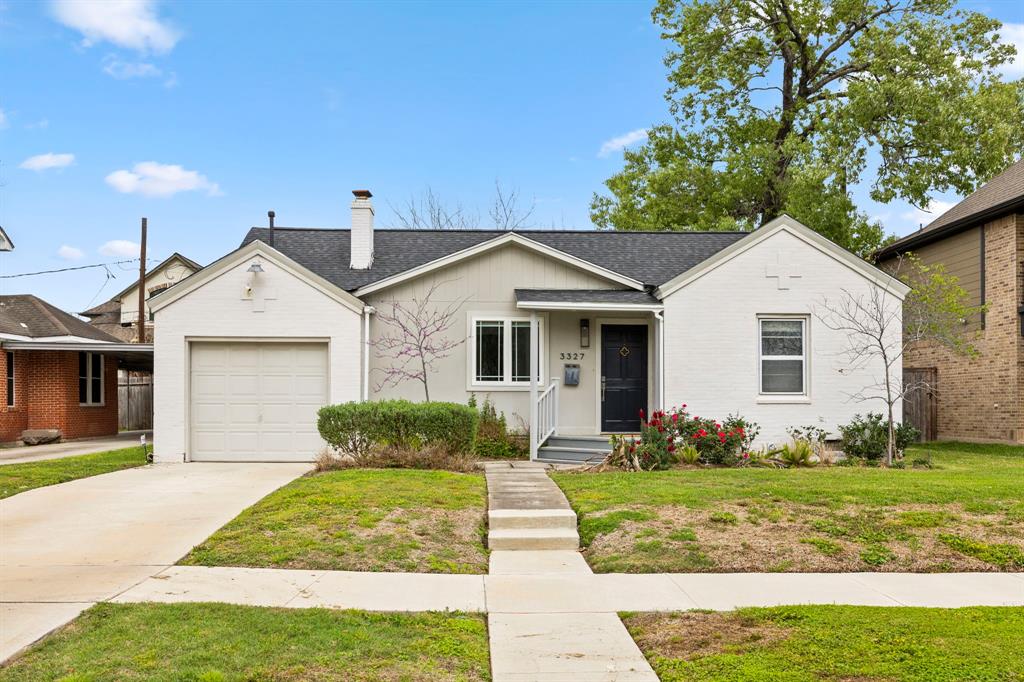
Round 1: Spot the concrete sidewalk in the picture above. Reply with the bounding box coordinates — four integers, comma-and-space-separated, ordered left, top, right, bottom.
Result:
0, 462, 309, 661
0, 430, 152, 465
113, 564, 1024, 612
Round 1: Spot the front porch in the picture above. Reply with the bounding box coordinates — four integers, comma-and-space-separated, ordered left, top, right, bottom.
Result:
515, 289, 665, 464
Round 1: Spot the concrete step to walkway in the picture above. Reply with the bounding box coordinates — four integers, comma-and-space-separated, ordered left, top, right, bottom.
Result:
488, 509, 577, 530
488, 551, 593, 575
488, 527, 580, 551
536, 446, 608, 464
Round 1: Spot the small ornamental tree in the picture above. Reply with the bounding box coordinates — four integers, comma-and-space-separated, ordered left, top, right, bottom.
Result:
816, 254, 985, 465
371, 280, 466, 402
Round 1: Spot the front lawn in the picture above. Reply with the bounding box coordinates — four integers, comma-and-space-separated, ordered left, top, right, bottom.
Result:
624, 605, 1024, 682
182, 469, 488, 573
0, 602, 490, 681
552, 442, 1024, 572
0, 446, 149, 499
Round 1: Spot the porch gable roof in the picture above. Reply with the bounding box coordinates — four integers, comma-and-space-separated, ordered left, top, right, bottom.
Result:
515, 288, 662, 311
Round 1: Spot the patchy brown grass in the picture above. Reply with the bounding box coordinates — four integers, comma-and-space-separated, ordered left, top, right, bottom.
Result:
624, 611, 791, 661
584, 501, 1022, 573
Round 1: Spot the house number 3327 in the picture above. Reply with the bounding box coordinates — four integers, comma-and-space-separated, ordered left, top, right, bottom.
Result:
559, 352, 584, 360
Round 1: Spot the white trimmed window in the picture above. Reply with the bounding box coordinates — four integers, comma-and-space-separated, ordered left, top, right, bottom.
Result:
472, 317, 543, 386
759, 318, 806, 395
79, 351, 104, 405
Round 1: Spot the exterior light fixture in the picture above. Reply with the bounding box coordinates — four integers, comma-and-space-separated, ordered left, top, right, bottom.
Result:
247, 262, 264, 274
580, 318, 590, 348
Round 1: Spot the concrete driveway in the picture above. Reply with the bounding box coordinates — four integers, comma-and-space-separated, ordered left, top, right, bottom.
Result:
0, 462, 309, 662
0, 430, 153, 465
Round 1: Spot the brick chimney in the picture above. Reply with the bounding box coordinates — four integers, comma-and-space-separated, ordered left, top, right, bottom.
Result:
350, 189, 374, 270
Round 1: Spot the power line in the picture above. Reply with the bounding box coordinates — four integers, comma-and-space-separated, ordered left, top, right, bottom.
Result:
0, 258, 157, 279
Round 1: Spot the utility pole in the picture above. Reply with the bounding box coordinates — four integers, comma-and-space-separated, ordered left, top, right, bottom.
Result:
137, 217, 147, 343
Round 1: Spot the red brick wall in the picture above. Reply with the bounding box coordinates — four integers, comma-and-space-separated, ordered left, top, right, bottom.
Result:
900, 213, 1024, 444
0, 350, 29, 442
0, 350, 118, 443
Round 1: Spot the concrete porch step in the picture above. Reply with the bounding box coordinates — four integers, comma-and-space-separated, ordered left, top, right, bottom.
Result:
545, 436, 612, 451
489, 509, 577, 531
488, 527, 580, 551
537, 446, 609, 464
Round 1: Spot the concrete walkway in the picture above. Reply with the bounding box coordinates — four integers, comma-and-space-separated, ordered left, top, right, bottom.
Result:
482, 461, 657, 681
0, 462, 309, 661
0, 430, 153, 465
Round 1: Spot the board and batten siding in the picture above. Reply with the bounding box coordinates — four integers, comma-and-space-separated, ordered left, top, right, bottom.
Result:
365, 242, 623, 434
662, 228, 902, 446
152, 256, 362, 463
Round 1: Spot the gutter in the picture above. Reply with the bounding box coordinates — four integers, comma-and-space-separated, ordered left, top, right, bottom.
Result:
874, 196, 1024, 260
0, 341, 154, 352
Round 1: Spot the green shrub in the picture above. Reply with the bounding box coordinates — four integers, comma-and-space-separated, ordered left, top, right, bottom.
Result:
779, 440, 816, 467
318, 400, 478, 457
469, 395, 528, 459
838, 413, 919, 460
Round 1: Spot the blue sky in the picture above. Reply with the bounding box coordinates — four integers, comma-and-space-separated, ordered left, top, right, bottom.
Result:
1, 0, 1022, 314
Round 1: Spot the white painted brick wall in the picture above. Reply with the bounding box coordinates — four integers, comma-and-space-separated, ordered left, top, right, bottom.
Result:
153, 257, 362, 462
662, 229, 902, 447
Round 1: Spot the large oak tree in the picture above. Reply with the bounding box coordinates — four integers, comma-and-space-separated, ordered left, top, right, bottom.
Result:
591, 0, 1024, 256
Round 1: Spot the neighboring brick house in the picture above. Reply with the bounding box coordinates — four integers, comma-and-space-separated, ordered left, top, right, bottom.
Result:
81, 253, 201, 343
876, 159, 1024, 444
0, 295, 151, 444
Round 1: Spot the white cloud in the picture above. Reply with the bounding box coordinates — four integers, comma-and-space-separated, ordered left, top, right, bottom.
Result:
50, 0, 181, 54
25, 118, 49, 130
997, 23, 1024, 78
19, 152, 75, 171
102, 54, 161, 79
57, 244, 84, 260
99, 239, 140, 257
598, 128, 648, 157
0, 108, 7, 129
105, 161, 222, 197
901, 199, 957, 229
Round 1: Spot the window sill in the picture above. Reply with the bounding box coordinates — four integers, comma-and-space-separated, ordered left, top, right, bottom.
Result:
756, 395, 811, 405
79, 403, 107, 408
468, 384, 537, 392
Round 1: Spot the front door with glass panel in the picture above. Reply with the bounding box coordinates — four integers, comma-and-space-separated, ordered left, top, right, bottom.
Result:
600, 324, 648, 432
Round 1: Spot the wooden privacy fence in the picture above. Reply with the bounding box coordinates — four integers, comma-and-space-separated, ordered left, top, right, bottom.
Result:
118, 370, 153, 431
902, 367, 937, 442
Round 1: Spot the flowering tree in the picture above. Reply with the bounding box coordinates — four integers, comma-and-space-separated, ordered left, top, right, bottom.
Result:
371, 280, 465, 401
816, 255, 984, 465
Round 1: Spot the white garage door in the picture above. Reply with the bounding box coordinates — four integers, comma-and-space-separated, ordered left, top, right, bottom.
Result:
190, 342, 328, 462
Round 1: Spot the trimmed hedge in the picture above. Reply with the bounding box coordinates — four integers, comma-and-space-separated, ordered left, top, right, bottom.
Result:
318, 400, 478, 457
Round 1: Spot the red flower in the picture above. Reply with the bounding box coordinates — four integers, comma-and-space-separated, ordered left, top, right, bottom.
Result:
671, 413, 679, 423
639, 408, 645, 419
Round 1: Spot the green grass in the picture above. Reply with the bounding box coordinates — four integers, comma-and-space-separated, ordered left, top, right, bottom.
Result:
0, 446, 149, 499
624, 606, 1024, 682
553, 443, 1024, 573
0, 602, 490, 682
182, 469, 489, 573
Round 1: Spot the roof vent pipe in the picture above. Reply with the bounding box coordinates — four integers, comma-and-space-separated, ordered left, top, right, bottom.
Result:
267, 210, 275, 247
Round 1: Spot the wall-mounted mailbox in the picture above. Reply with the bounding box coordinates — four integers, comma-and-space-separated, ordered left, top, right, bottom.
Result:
564, 363, 580, 386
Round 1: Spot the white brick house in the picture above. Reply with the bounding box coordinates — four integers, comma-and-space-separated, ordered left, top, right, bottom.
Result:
150, 191, 909, 463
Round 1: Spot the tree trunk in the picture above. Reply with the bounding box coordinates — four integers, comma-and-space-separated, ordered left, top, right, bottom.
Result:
420, 354, 430, 402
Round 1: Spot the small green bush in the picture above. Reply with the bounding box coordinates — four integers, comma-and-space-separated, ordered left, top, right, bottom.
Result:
469, 395, 528, 459
779, 440, 816, 467
318, 400, 478, 457
838, 413, 919, 461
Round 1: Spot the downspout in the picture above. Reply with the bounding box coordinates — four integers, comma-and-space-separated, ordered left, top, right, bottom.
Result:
362, 306, 375, 401
654, 310, 665, 411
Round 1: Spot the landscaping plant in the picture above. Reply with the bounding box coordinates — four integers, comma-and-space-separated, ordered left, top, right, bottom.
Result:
839, 413, 919, 462
468, 394, 528, 459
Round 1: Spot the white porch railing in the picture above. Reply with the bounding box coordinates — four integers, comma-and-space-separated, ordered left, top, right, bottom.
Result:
531, 379, 559, 459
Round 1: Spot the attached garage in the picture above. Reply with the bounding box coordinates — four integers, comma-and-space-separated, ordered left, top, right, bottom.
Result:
150, 240, 365, 463
190, 342, 328, 462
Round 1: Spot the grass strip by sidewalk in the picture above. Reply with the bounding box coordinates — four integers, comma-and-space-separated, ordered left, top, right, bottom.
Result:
0, 602, 490, 682
181, 468, 488, 573
624, 605, 1024, 682
552, 442, 1024, 572
0, 446, 149, 500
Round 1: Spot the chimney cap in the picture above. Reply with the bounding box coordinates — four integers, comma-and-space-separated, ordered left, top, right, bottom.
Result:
352, 189, 373, 199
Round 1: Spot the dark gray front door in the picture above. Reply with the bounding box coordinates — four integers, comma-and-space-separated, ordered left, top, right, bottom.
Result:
601, 324, 648, 432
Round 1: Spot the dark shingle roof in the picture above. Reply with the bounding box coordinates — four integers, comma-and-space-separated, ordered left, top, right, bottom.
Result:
0, 295, 121, 342
877, 159, 1024, 258
240, 228, 748, 291
515, 289, 661, 305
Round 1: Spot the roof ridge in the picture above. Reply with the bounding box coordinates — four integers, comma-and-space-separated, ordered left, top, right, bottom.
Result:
249, 226, 753, 235
28, 295, 73, 336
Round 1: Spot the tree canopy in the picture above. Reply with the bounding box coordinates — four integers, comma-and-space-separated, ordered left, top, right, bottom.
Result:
591, 0, 1024, 256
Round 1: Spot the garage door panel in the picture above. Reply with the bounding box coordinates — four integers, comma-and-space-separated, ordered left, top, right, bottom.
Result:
190, 342, 328, 462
